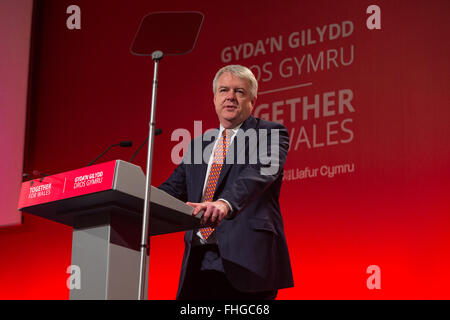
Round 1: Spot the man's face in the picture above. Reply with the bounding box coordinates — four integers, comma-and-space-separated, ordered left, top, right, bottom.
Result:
214, 72, 256, 128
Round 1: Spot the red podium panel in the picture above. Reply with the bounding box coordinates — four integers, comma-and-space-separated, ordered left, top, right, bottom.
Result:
19, 161, 117, 209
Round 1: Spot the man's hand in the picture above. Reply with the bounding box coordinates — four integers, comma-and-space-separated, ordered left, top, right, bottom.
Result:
187, 200, 230, 227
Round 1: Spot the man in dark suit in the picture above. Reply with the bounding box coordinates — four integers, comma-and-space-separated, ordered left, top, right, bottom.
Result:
159, 65, 293, 300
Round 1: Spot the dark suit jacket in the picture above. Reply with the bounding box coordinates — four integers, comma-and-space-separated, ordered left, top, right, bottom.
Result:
159, 115, 294, 296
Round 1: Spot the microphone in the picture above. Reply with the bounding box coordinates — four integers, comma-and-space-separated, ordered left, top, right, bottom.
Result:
129, 128, 162, 163
23, 172, 34, 185
23, 170, 50, 185
87, 140, 133, 166
33, 170, 49, 182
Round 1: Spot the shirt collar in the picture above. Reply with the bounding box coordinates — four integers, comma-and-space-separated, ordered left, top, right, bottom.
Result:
219, 122, 242, 135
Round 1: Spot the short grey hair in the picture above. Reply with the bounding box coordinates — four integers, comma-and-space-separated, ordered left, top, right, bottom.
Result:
212, 65, 258, 99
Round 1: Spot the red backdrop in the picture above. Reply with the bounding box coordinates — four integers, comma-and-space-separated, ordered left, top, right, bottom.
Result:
1, 0, 449, 299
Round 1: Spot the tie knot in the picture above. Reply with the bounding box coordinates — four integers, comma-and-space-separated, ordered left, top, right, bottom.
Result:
222, 129, 232, 140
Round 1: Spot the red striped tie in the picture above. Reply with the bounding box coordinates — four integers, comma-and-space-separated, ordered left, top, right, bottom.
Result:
199, 129, 231, 240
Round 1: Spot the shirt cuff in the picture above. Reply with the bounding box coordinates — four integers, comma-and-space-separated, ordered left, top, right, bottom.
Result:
217, 198, 233, 214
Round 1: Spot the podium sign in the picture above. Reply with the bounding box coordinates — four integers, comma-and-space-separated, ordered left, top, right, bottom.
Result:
19, 161, 116, 209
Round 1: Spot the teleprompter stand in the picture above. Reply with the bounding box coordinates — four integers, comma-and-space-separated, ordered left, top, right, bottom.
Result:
130, 11, 204, 300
